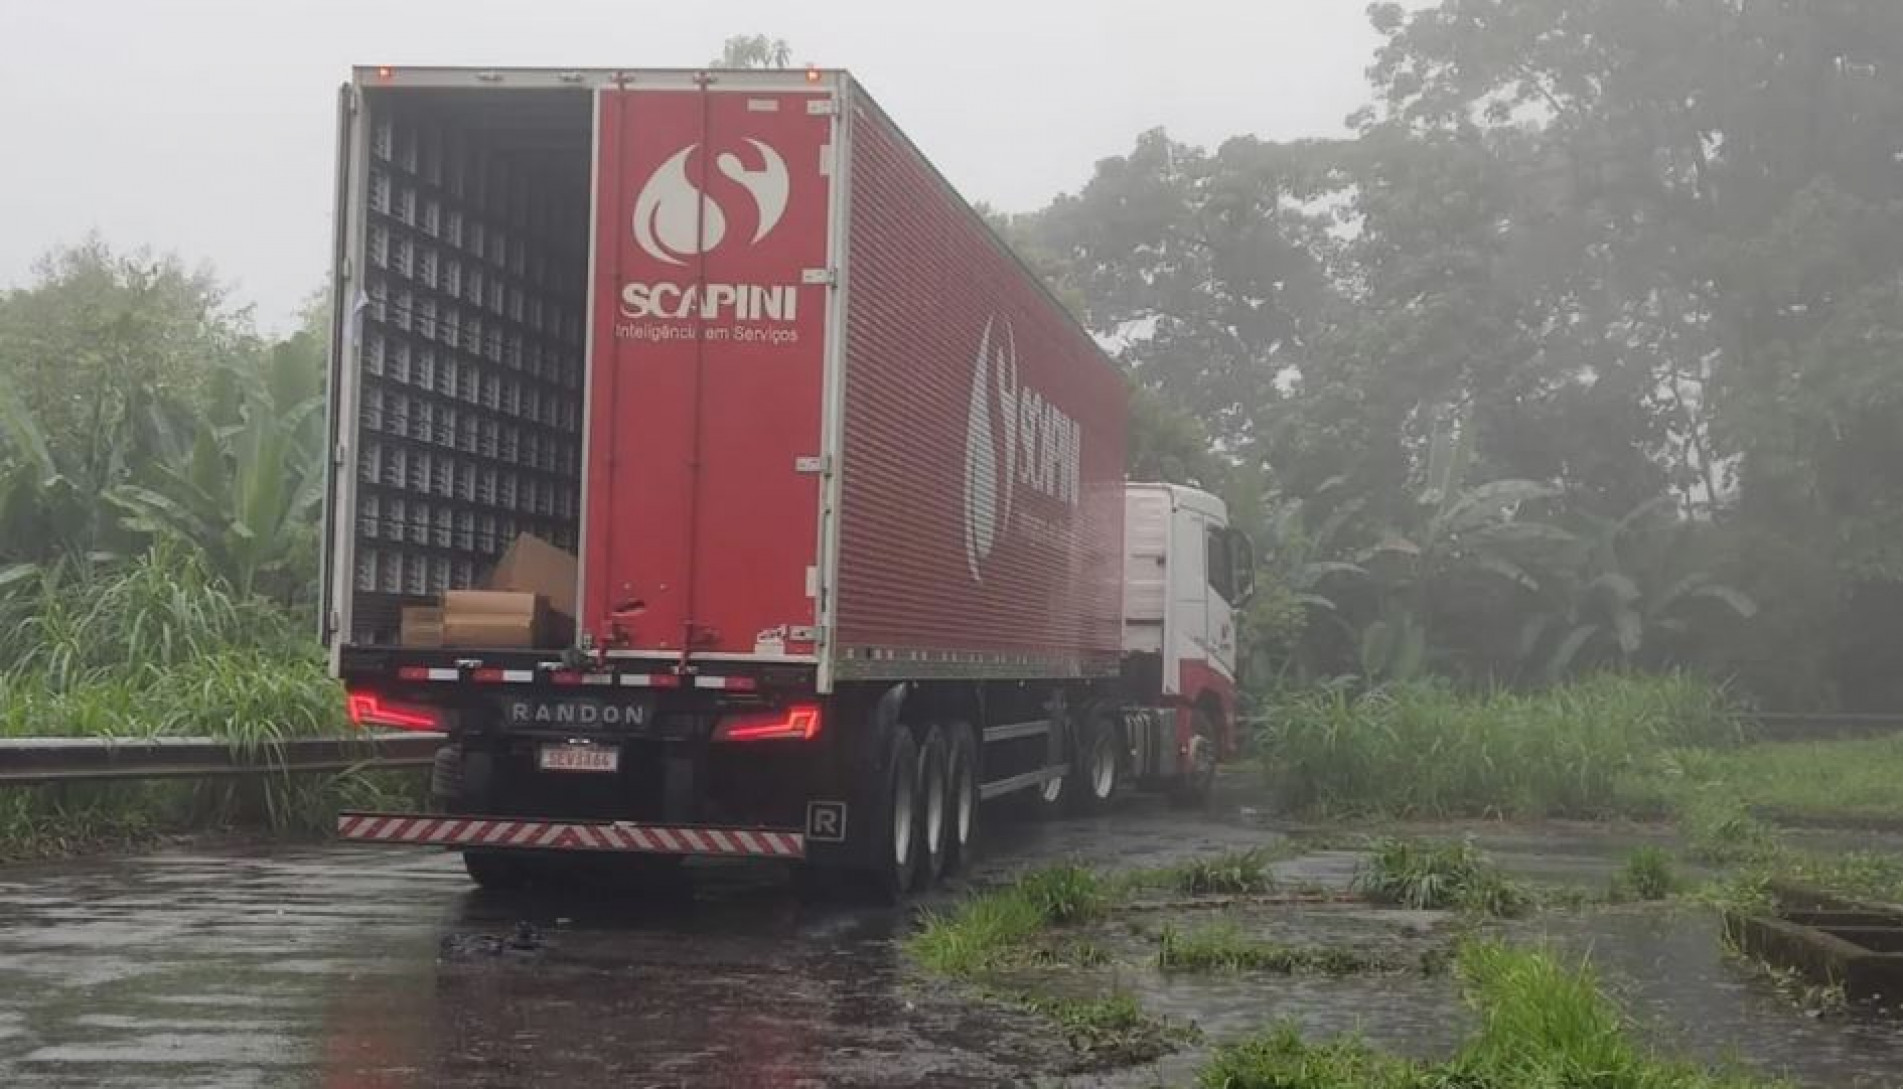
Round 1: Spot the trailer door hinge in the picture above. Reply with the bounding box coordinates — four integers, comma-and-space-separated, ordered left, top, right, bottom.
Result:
801, 267, 837, 287
795, 454, 831, 475
332, 441, 349, 468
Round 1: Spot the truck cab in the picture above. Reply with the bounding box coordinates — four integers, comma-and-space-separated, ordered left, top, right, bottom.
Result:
1120, 483, 1254, 791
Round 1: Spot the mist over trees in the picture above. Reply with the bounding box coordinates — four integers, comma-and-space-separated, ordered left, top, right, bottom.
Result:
1004, 0, 1903, 708
2, 4, 1899, 709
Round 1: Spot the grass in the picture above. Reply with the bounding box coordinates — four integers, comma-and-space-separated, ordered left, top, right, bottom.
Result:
1197, 941, 1789, 1088
1609, 845, 1679, 902
1352, 837, 1535, 917
0, 546, 411, 861
1018, 991, 1197, 1073
1260, 674, 1742, 819
1157, 923, 1398, 975
1125, 847, 1279, 898
1689, 736, 1903, 826
908, 864, 1108, 977
907, 863, 1203, 1072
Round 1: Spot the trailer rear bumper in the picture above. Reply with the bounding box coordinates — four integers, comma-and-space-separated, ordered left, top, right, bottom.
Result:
336, 811, 806, 860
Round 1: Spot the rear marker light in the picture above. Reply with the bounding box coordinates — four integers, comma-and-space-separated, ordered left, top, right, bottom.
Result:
716, 704, 822, 742
347, 694, 441, 732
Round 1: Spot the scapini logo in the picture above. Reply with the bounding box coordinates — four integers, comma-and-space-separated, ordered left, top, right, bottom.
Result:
632, 139, 790, 264
620, 138, 799, 325
962, 317, 1083, 583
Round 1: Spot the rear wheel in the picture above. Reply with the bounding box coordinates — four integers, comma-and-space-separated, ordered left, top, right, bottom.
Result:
1031, 760, 1069, 817
863, 727, 921, 902
1071, 710, 1122, 814
912, 725, 950, 891
943, 721, 980, 875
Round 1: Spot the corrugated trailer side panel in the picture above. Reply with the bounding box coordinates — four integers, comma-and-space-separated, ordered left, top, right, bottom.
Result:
832, 88, 1127, 680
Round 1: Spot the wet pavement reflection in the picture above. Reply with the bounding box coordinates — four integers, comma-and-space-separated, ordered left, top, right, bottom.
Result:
0, 797, 1899, 1087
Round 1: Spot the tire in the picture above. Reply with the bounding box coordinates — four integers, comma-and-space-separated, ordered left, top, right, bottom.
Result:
942, 721, 980, 875
1170, 707, 1220, 808
462, 850, 533, 891
863, 727, 921, 902
1070, 710, 1121, 814
911, 725, 950, 892
1031, 757, 1069, 818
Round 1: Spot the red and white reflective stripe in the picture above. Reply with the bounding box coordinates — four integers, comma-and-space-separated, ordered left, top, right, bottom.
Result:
470, 669, 536, 684
693, 675, 759, 692
398, 667, 462, 682
619, 674, 683, 689
337, 813, 805, 859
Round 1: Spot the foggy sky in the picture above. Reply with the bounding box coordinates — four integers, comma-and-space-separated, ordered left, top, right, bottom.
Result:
0, 0, 1383, 331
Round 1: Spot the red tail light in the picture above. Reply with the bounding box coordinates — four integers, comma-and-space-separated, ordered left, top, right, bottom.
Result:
714, 704, 822, 742
347, 693, 442, 732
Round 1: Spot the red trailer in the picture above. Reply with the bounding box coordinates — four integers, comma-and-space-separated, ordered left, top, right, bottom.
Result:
324, 68, 1251, 897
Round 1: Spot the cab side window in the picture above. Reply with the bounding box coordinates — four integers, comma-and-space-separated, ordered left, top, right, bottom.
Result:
1206, 525, 1236, 602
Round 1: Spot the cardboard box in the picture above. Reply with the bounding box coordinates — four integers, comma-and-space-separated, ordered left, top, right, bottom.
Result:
441, 590, 549, 648
489, 534, 578, 619
400, 605, 444, 648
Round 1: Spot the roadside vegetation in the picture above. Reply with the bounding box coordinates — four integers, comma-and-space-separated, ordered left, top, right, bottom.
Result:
0, 243, 417, 859
908, 864, 1110, 979
1259, 675, 1741, 820
1608, 846, 1678, 903
907, 863, 1197, 1070
1196, 942, 1787, 1089
1121, 847, 1280, 898
1683, 737, 1903, 828
1352, 837, 1535, 918
1157, 923, 1401, 975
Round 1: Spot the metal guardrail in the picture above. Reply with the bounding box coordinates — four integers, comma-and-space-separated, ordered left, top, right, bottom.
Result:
1748, 713, 1903, 741
0, 733, 445, 786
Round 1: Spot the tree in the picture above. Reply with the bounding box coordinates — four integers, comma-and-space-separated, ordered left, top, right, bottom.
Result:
712, 34, 792, 70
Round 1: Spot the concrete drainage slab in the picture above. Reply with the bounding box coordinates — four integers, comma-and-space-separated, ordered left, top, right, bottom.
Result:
1724, 881, 1903, 1005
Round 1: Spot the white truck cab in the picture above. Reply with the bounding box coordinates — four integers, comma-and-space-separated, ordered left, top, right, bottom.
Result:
1120, 483, 1255, 789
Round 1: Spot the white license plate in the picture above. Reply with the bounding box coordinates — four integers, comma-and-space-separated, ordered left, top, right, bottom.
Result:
537, 744, 619, 773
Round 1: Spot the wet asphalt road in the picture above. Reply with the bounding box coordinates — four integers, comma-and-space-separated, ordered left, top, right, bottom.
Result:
5, 800, 1902, 1088
0, 801, 1273, 1089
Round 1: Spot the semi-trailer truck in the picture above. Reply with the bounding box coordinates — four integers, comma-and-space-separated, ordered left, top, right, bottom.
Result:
325, 66, 1254, 897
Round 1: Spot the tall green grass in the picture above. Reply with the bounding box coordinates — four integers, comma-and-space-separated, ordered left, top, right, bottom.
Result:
1260, 675, 1742, 818
1198, 941, 1787, 1088
0, 545, 402, 859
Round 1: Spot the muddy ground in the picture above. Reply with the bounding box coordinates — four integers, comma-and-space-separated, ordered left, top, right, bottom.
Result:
0, 788, 1899, 1087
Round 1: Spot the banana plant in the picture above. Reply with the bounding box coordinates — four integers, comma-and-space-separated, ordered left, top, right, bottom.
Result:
110, 340, 327, 604
1518, 497, 1756, 681
1354, 408, 1573, 680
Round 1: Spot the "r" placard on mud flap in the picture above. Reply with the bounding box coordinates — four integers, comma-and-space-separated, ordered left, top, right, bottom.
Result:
805, 801, 847, 843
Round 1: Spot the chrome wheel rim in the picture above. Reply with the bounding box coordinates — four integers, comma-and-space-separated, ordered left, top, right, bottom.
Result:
1090, 736, 1116, 799
892, 754, 914, 867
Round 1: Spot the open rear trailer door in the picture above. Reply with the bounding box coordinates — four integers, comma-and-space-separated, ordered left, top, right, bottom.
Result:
582, 79, 838, 666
